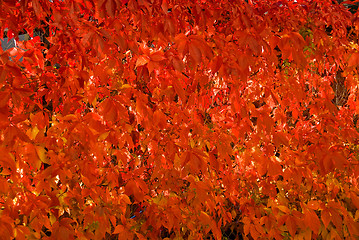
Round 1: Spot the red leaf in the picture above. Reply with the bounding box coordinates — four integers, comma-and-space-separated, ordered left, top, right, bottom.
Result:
267, 158, 282, 176
0, 92, 10, 108
161, 0, 168, 13
150, 51, 166, 62
0, 147, 15, 171
106, 0, 116, 17
189, 42, 202, 64
172, 79, 186, 102
210, 56, 223, 73
172, 57, 185, 72
32, 0, 42, 17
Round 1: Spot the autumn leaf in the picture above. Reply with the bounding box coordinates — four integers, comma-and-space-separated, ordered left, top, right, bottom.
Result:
286, 216, 297, 236
304, 209, 321, 235
348, 52, 359, 67
136, 55, 150, 68
189, 42, 202, 64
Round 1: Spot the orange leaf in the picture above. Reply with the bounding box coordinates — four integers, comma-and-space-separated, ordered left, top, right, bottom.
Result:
35, 146, 48, 164
150, 51, 166, 62
257, 159, 268, 176
109, 216, 116, 228
350, 192, 359, 209
268, 159, 282, 176
125, 180, 144, 202
250, 224, 260, 240
113, 225, 124, 234
0, 177, 9, 193
0, 147, 15, 171
328, 208, 342, 230
147, 61, 157, 74
153, 110, 167, 128
210, 55, 223, 73
172, 79, 186, 102
199, 211, 211, 226
346, 216, 359, 236
135, 55, 149, 68
307, 200, 320, 210
277, 205, 290, 214
24, 144, 41, 170
305, 209, 321, 235
172, 57, 185, 72
303, 228, 312, 240
53, 225, 72, 239
286, 216, 296, 236
119, 194, 132, 205
180, 151, 191, 168
348, 52, 359, 67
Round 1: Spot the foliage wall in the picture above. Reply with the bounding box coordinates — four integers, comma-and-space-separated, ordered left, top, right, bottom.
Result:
0, 0, 359, 239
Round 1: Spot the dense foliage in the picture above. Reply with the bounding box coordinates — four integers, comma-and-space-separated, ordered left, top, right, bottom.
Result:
0, 0, 359, 239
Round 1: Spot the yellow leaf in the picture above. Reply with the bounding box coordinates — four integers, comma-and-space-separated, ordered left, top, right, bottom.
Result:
121, 84, 132, 89
27, 126, 39, 140
61, 114, 77, 121
50, 213, 56, 225
98, 132, 109, 141
231, 210, 237, 219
